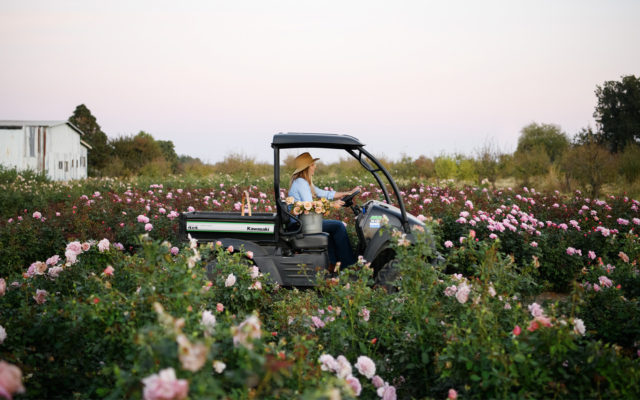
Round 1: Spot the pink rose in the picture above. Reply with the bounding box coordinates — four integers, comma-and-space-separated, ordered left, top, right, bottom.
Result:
33, 289, 48, 304
137, 215, 150, 224
216, 303, 224, 312
345, 375, 362, 396
444, 240, 453, 248
103, 265, 115, 276
448, 388, 458, 399
0, 360, 25, 399
0, 279, 5, 297
32, 211, 42, 219
81, 242, 91, 252
512, 325, 521, 336
170, 247, 179, 255
142, 368, 188, 400
145, 223, 153, 231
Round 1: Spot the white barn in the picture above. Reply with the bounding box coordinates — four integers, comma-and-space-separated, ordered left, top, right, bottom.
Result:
0, 120, 92, 181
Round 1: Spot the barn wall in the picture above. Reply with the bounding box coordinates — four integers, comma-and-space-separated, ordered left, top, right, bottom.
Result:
1, 124, 89, 181
47, 125, 88, 181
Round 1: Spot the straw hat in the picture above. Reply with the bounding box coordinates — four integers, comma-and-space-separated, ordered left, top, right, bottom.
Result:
293, 152, 320, 174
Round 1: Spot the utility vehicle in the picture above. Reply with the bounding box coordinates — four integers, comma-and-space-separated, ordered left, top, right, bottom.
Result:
179, 132, 430, 286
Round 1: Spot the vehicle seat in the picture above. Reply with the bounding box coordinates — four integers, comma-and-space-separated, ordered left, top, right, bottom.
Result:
291, 232, 329, 249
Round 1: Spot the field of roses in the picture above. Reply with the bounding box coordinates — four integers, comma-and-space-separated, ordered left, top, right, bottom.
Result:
1, 172, 640, 399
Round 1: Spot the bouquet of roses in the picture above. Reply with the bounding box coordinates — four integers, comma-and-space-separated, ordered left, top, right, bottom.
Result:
285, 196, 331, 216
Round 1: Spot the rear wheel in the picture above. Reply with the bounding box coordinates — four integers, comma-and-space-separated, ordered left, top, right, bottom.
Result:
374, 259, 400, 292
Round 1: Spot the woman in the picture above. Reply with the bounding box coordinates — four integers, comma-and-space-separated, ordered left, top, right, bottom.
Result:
288, 152, 359, 268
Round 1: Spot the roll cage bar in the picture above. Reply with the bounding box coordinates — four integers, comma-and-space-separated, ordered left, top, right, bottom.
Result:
271, 132, 411, 233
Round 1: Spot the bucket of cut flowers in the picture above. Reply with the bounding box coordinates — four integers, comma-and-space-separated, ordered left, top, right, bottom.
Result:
286, 197, 331, 234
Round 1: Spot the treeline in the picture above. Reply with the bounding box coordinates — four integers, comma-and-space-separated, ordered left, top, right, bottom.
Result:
71, 74, 640, 196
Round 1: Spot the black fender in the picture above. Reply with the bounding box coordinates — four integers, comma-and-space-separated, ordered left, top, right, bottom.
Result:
210, 238, 283, 285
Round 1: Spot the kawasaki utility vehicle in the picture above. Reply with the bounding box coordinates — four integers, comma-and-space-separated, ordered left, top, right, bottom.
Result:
179, 133, 428, 286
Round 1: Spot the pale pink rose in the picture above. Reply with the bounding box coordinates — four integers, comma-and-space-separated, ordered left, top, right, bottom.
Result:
444, 285, 457, 297
359, 307, 370, 322
448, 388, 458, 399
455, 283, 470, 304
145, 223, 153, 231
103, 265, 115, 276
528, 303, 544, 318
33, 289, 48, 304
335, 355, 352, 379
311, 316, 325, 329
48, 266, 63, 279
345, 375, 362, 396
216, 303, 224, 312
32, 211, 42, 219
81, 242, 91, 252
489, 233, 498, 239
444, 240, 453, 248
46, 254, 60, 265
371, 375, 384, 389
354, 355, 376, 379
225, 274, 236, 287
187, 206, 195, 212
530, 241, 538, 248
0, 278, 5, 297
246, 251, 254, 259
227, 245, 234, 253
137, 215, 150, 223
170, 247, 179, 255
588, 251, 596, 260
142, 367, 188, 400
249, 266, 260, 279
66, 241, 82, 255
593, 284, 601, 292
98, 238, 110, 252
201, 310, 217, 335
249, 281, 262, 290
0, 325, 6, 344
598, 275, 613, 288
318, 354, 338, 372
377, 383, 397, 400
232, 315, 261, 349
573, 318, 586, 336
0, 360, 25, 398
176, 335, 207, 372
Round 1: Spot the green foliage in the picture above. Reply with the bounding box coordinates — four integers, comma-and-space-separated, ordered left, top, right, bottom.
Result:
513, 145, 551, 186
434, 155, 457, 183
593, 74, 640, 153
619, 143, 640, 184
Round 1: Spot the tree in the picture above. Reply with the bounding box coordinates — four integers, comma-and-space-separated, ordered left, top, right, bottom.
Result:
516, 122, 569, 163
593, 75, 640, 153
110, 131, 164, 175
560, 140, 617, 198
157, 140, 179, 173
68, 104, 110, 176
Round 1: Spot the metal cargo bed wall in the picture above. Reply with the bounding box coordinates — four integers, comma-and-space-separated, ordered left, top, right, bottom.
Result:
180, 212, 278, 243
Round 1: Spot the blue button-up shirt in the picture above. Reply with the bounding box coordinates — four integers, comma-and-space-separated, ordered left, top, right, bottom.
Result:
288, 178, 336, 202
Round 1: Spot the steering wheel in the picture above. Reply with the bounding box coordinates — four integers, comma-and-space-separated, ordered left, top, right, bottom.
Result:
340, 189, 361, 207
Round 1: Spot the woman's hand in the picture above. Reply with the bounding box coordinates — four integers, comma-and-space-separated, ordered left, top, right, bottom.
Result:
331, 200, 345, 209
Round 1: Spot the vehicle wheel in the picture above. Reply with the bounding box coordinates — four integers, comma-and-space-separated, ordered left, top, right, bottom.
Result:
205, 257, 218, 281
375, 259, 399, 292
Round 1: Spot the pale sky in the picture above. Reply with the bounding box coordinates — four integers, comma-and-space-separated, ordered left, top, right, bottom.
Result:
1, 0, 638, 163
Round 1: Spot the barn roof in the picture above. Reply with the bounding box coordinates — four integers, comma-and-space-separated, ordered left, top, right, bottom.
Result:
0, 120, 86, 137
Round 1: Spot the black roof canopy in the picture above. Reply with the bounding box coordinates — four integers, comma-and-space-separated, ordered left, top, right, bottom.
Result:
271, 132, 364, 149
